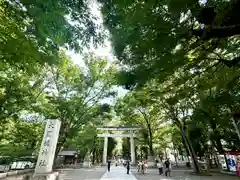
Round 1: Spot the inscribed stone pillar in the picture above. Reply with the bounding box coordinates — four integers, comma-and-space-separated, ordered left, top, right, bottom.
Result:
103, 136, 108, 165
35, 119, 61, 174
130, 135, 136, 165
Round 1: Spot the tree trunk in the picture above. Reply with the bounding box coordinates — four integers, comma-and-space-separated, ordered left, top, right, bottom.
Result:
92, 137, 96, 164
92, 148, 96, 164
174, 152, 178, 167
173, 143, 178, 167
180, 129, 201, 173
54, 122, 68, 161
165, 148, 167, 159
206, 153, 211, 172
181, 135, 190, 162
214, 154, 219, 168
214, 138, 230, 171
55, 135, 67, 158
224, 153, 230, 171
147, 123, 154, 156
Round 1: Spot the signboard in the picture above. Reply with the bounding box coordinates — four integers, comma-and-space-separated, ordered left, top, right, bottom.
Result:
97, 133, 136, 138
35, 120, 61, 174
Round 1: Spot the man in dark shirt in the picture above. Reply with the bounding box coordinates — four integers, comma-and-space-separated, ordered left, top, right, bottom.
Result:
165, 159, 170, 176
107, 158, 111, 172
126, 159, 130, 174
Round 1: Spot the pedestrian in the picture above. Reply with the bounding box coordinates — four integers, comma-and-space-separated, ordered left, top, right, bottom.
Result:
164, 158, 171, 176
157, 160, 163, 175
126, 159, 130, 174
107, 158, 111, 172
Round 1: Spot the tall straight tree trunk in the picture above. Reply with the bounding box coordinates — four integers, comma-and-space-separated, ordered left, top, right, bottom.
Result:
214, 138, 230, 171
92, 137, 96, 164
92, 148, 96, 164
147, 123, 154, 156
180, 129, 201, 173
181, 134, 190, 163
173, 144, 178, 167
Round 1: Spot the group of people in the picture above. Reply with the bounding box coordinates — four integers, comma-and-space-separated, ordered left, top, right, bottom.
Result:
106, 157, 172, 176
156, 158, 171, 176
137, 160, 148, 174
107, 158, 131, 174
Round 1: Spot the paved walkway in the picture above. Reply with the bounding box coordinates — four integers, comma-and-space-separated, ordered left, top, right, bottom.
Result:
59, 166, 240, 180
60, 167, 105, 180
100, 166, 137, 180
132, 168, 240, 180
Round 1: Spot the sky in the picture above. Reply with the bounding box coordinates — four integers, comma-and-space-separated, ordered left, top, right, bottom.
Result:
66, 2, 127, 103
66, 2, 113, 65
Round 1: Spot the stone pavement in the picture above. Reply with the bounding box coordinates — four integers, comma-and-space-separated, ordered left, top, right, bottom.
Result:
100, 166, 137, 180
59, 166, 240, 180
132, 168, 240, 180
60, 167, 105, 180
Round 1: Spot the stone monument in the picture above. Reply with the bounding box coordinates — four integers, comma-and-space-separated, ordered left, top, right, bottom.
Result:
32, 119, 61, 180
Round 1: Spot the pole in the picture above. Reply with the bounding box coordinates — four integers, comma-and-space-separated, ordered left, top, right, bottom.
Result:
103, 136, 108, 165
232, 118, 240, 141
130, 136, 135, 165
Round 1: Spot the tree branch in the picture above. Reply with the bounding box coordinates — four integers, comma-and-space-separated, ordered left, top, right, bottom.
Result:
191, 24, 240, 40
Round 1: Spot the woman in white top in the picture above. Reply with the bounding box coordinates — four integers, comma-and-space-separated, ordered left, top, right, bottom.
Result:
157, 160, 163, 175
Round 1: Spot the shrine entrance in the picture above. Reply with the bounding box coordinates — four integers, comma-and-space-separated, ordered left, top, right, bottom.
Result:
97, 126, 141, 165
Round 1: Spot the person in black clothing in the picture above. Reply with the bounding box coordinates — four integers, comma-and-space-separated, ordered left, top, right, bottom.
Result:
107, 159, 111, 172
126, 159, 130, 174
164, 159, 170, 176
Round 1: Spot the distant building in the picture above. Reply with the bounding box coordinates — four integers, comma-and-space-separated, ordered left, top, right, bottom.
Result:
57, 148, 78, 165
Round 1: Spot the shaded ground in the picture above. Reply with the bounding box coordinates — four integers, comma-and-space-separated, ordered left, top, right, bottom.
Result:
60, 167, 106, 180
131, 168, 240, 180
100, 166, 136, 180
3, 166, 239, 180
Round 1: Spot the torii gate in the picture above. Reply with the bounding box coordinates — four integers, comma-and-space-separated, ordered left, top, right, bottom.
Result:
97, 126, 141, 165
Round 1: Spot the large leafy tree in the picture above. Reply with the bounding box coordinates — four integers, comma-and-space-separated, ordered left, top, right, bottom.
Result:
115, 91, 165, 157
98, 0, 240, 87
1, 0, 104, 123
0, 115, 44, 159
65, 103, 115, 164
98, 0, 240, 173
34, 54, 117, 155
2, 0, 103, 59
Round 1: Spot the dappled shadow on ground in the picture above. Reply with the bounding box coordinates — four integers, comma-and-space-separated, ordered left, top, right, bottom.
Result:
132, 168, 239, 180
59, 167, 106, 180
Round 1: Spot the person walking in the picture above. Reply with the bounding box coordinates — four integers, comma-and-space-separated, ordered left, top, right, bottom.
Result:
107, 158, 111, 172
157, 160, 163, 175
164, 158, 171, 176
126, 159, 130, 174
137, 160, 142, 172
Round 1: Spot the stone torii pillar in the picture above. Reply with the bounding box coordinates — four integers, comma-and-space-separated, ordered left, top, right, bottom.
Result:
103, 136, 108, 165
130, 132, 136, 165
97, 131, 138, 165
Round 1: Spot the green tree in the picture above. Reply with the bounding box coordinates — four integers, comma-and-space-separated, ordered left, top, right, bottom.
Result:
0, 117, 44, 159
107, 137, 117, 158
115, 90, 165, 157
1, 0, 105, 125
122, 138, 130, 159
98, 0, 240, 88
34, 53, 117, 156
65, 103, 114, 164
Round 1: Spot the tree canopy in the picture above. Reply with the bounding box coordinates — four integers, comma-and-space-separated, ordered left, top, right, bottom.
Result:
98, 0, 240, 173
98, 0, 240, 87
2, 0, 240, 174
